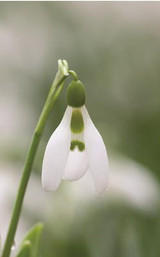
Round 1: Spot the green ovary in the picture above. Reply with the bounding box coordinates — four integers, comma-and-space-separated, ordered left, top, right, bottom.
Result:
70, 109, 84, 134
67, 80, 85, 108
70, 140, 85, 151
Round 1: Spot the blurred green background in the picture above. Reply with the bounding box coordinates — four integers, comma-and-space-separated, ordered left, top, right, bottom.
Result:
0, 2, 160, 257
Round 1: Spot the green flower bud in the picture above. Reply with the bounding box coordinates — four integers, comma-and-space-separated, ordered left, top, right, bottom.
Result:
67, 80, 85, 107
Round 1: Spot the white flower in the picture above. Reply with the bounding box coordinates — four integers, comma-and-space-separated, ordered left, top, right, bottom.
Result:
42, 80, 109, 194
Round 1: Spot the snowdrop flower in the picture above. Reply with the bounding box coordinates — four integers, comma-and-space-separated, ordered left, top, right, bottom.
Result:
42, 79, 109, 193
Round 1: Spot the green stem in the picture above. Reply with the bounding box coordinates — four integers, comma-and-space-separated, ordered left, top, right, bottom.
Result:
1, 60, 69, 257
69, 70, 78, 81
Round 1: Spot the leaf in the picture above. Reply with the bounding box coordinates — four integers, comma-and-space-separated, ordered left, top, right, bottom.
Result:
16, 223, 44, 257
16, 240, 31, 257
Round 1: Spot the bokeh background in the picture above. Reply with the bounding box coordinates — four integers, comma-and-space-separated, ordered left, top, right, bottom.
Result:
1, 2, 160, 257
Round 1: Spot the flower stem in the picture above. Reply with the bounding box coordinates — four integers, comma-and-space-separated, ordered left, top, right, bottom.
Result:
69, 70, 78, 81
1, 60, 69, 257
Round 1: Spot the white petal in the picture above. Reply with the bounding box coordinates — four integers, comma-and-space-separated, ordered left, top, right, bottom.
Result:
82, 106, 109, 194
42, 107, 72, 191
63, 148, 88, 181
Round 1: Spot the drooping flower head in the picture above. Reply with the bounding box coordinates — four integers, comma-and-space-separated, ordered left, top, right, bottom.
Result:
42, 78, 109, 193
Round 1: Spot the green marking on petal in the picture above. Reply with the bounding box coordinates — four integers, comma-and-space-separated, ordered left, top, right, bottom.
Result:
70, 140, 85, 151
71, 109, 84, 134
